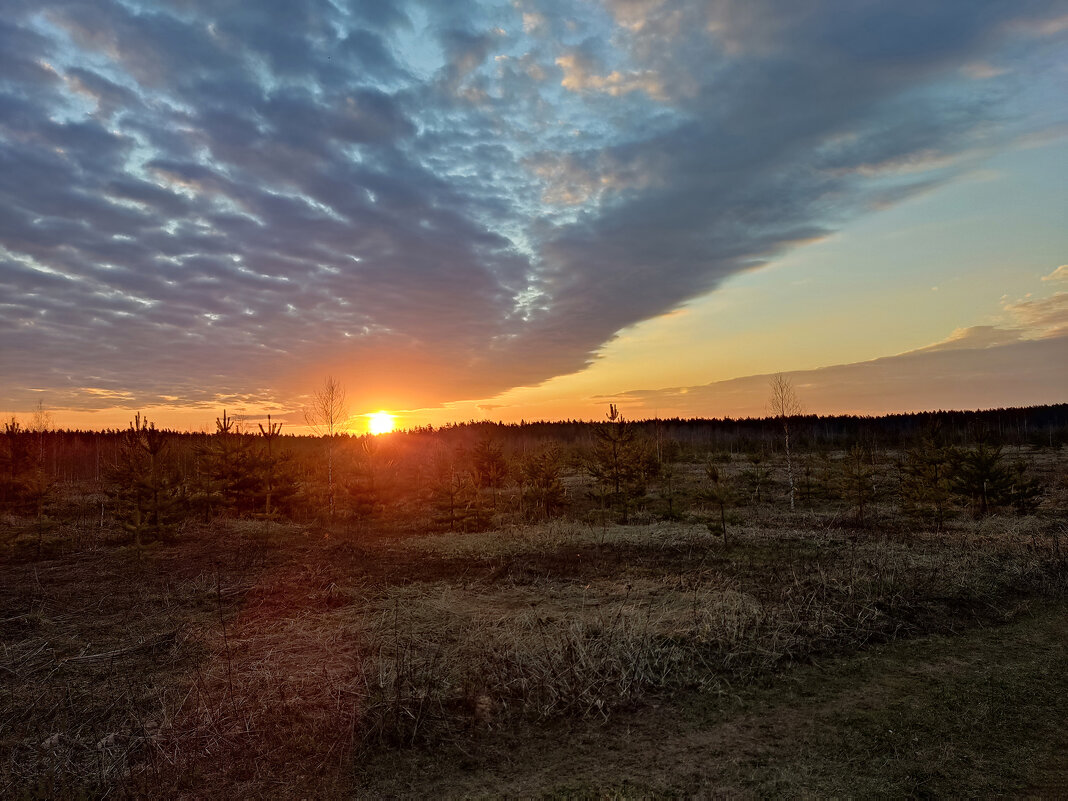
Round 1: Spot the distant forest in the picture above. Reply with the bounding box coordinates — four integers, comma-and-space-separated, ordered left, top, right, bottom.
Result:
2, 404, 1065, 549
10, 403, 1067, 482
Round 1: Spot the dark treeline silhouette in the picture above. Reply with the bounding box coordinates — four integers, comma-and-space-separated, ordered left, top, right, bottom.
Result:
408, 403, 1068, 449
1, 404, 1064, 547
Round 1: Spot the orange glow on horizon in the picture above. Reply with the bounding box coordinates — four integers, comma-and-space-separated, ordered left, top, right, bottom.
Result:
366, 411, 396, 435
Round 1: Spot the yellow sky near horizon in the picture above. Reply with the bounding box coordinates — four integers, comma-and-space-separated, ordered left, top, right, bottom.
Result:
3, 4, 1067, 437
6, 142, 1066, 435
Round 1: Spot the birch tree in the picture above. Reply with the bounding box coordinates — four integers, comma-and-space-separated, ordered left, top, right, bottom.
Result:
769, 374, 803, 511
305, 376, 349, 519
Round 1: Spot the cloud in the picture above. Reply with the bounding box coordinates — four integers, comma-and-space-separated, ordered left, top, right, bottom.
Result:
523, 12, 547, 35
608, 333, 1068, 418
1004, 293, 1068, 338
961, 61, 1009, 80
911, 285, 1068, 353
918, 326, 1027, 352
556, 50, 666, 99
1, 0, 1066, 415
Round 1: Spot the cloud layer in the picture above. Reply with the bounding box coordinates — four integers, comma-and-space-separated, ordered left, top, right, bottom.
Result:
2, 1, 1065, 412
607, 333, 1068, 418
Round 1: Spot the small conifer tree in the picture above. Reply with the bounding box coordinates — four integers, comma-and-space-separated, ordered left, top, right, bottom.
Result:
345, 436, 394, 527
109, 413, 181, 552
471, 436, 509, 510
840, 443, 877, 526
704, 461, 735, 545
522, 445, 566, 520
950, 443, 1043, 516
587, 405, 654, 523
0, 418, 50, 516
257, 413, 283, 522
899, 429, 954, 532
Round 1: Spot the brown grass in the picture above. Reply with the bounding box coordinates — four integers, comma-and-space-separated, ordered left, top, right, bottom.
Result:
2, 466, 1066, 797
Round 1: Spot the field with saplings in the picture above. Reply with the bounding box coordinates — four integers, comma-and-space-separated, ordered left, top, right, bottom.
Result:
2, 405, 1067, 798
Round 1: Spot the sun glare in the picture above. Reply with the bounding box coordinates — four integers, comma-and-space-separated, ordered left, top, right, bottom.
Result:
367, 411, 395, 435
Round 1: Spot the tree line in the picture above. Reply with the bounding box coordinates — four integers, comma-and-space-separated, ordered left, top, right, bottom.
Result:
1, 402, 1061, 551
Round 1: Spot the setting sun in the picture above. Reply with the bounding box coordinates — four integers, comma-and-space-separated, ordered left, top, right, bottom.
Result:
366, 411, 396, 435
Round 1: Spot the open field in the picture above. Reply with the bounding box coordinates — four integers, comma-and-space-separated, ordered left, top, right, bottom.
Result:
2, 455, 1067, 798
5, 3, 1068, 796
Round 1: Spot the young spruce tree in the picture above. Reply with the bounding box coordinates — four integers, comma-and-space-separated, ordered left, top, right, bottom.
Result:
110, 413, 181, 552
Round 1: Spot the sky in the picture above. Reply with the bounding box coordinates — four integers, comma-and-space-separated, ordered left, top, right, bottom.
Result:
1, 0, 1066, 433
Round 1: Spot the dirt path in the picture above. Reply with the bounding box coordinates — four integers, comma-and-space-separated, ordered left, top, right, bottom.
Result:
356, 601, 1068, 797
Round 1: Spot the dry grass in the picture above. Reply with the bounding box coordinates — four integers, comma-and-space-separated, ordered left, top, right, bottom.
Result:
344, 521, 1066, 748
2, 472, 1066, 796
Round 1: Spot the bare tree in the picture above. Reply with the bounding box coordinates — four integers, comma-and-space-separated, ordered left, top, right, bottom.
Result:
29, 400, 53, 433
29, 400, 53, 467
769, 374, 803, 511
304, 376, 349, 519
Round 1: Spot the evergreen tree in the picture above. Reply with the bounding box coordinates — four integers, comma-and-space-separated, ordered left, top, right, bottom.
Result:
586, 405, 654, 523
655, 437, 683, 520
839, 444, 876, 526
899, 430, 954, 532
704, 461, 735, 545
344, 436, 391, 527
427, 446, 488, 532
0, 418, 50, 516
109, 413, 182, 550
796, 452, 820, 506
256, 414, 298, 521
471, 436, 509, 510
739, 452, 771, 506
659, 459, 680, 520
522, 445, 566, 520
950, 443, 1043, 516
191, 410, 263, 517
